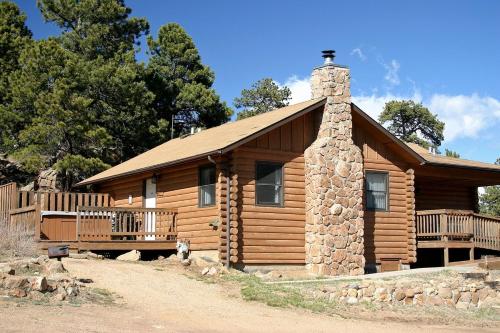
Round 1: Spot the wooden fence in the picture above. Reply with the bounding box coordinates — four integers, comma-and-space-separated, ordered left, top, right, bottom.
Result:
416, 209, 500, 251
0, 183, 17, 225
0, 183, 111, 238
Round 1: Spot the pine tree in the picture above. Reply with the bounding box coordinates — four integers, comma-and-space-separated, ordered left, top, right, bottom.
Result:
234, 78, 291, 120
146, 23, 232, 142
379, 100, 445, 148
0, 2, 32, 150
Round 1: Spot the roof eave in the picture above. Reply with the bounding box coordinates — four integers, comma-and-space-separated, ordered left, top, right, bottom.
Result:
76, 149, 222, 187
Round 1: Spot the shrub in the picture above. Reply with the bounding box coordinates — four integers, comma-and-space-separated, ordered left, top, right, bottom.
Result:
0, 219, 37, 258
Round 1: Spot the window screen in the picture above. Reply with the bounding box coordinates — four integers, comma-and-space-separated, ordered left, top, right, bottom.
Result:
256, 162, 283, 206
365, 172, 388, 211
199, 165, 216, 207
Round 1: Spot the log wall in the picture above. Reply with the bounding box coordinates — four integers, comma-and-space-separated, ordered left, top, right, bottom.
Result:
233, 112, 317, 264
353, 120, 413, 265
415, 181, 476, 211
99, 160, 220, 250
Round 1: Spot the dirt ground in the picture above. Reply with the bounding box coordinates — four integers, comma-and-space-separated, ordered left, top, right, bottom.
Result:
0, 258, 498, 333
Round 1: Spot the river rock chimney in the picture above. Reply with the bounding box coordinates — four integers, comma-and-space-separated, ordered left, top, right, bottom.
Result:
304, 50, 365, 276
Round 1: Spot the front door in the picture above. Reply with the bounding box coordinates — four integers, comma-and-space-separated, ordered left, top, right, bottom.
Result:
144, 178, 156, 240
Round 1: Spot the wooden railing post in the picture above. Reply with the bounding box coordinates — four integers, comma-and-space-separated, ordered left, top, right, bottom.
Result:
76, 206, 81, 242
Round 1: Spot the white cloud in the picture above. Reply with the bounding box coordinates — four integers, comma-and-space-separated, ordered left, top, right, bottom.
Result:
429, 94, 500, 141
350, 48, 367, 61
281, 76, 311, 104
381, 59, 400, 86
352, 91, 422, 120
279, 74, 500, 143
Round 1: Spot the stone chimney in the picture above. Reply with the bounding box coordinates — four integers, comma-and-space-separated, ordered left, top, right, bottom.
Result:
304, 50, 365, 276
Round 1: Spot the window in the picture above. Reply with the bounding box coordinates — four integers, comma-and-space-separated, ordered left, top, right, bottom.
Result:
365, 172, 389, 211
256, 162, 283, 206
199, 165, 216, 207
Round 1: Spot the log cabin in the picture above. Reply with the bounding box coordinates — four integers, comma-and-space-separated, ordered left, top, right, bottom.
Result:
51, 51, 500, 273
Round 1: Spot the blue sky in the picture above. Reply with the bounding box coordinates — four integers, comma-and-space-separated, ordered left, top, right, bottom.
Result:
13, 0, 500, 163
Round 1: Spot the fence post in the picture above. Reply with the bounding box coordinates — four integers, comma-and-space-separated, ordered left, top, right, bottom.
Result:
34, 192, 41, 241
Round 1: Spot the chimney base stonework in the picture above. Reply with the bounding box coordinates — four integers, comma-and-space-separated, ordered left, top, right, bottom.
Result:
304, 57, 365, 276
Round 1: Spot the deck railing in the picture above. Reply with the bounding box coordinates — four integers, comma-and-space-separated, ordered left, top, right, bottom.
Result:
76, 206, 177, 242
416, 209, 500, 251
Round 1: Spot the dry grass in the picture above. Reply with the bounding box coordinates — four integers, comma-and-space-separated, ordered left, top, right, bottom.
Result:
0, 220, 37, 259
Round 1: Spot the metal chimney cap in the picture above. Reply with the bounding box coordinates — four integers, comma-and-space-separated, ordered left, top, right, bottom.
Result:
322, 50, 335, 64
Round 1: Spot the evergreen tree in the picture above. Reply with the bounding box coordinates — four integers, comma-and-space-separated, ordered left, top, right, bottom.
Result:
146, 23, 232, 142
0, 2, 32, 149
480, 158, 500, 216
445, 149, 460, 158
3, 0, 154, 188
379, 100, 445, 148
234, 78, 291, 120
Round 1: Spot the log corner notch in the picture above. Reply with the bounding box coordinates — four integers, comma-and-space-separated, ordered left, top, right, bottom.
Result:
406, 168, 417, 263
217, 153, 240, 266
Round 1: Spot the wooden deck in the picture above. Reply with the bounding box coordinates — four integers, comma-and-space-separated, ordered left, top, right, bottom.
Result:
0, 184, 177, 252
416, 209, 500, 265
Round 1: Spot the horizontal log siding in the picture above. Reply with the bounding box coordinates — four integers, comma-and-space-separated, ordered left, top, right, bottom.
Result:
353, 120, 412, 265
415, 181, 476, 211
235, 112, 315, 264
98, 161, 220, 250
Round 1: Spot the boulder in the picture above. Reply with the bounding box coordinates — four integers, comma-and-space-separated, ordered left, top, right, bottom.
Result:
116, 250, 141, 262
30, 276, 48, 292
207, 267, 218, 276
4, 276, 29, 289
201, 267, 210, 276
0, 265, 15, 275
43, 260, 67, 275
346, 297, 358, 305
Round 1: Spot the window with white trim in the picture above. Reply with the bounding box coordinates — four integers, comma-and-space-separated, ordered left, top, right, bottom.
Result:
365, 171, 389, 211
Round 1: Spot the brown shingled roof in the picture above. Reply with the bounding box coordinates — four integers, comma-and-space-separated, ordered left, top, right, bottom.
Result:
78, 98, 327, 186
405, 142, 500, 171
79, 97, 499, 186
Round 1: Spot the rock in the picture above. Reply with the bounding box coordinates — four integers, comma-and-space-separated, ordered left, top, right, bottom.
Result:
347, 288, 357, 297
69, 253, 89, 260
77, 278, 93, 284
207, 267, 218, 276
0, 265, 15, 275
54, 293, 66, 301
30, 277, 48, 292
346, 297, 358, 305
363, 285, 375, 297
66, 286, 78, 297
201, 267, 210, 276
86, 252, 104, 260
165, 254, 178, 263
4, 276, 29, 289
471, 292, 479, 305
181, 258, 191, 266
428, 296, 444, 306
438, 287, 452, 299
116, 250, 141, 262
394, 289, 406, 301
30, 291, 44, 301
36, 255, 49, 265
43, 260, 67, 275
8, 288, 27, 298
405, 289, 415, 298
459, 291, 472, 303
157, 256, 165, 260
456, 301, 469, 310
